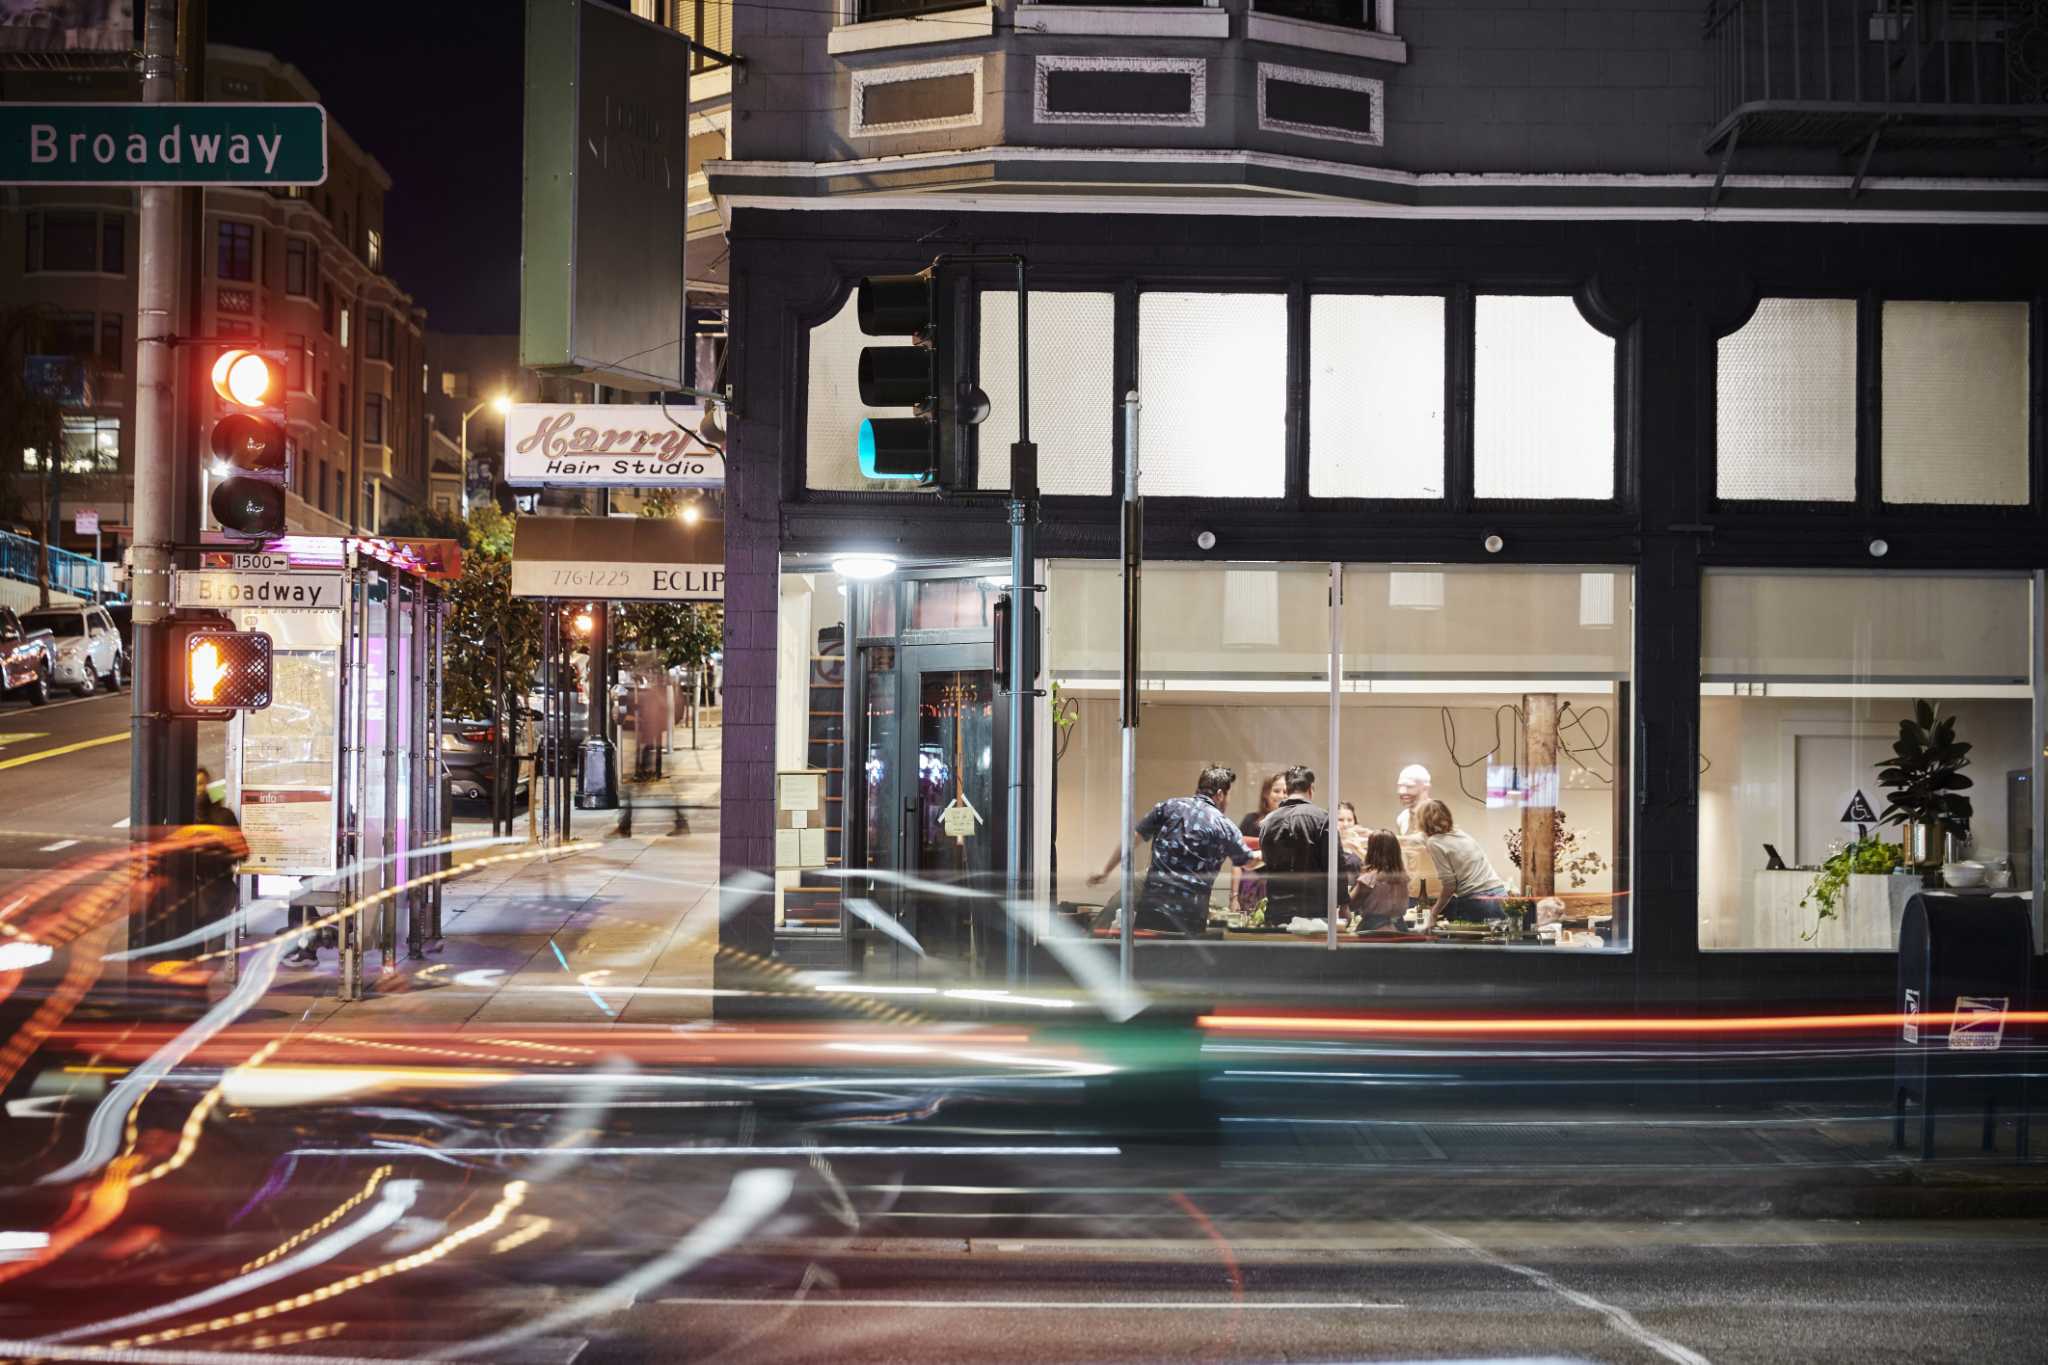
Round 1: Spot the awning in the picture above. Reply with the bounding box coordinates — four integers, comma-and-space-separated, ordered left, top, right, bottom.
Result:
509, 515, 724, 601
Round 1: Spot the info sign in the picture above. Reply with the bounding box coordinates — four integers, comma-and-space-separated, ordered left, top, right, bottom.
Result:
503, 403, 724, 488
0, 103, 328, 185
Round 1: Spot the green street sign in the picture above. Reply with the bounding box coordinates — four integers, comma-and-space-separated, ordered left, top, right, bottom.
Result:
0, 103, 327, 185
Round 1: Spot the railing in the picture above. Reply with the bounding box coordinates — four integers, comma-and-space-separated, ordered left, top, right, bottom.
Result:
1705, 0, 2048, 128
0, 526, 109, 601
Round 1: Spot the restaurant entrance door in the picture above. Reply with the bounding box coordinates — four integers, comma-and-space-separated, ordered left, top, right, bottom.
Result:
860, 641, 1008, 980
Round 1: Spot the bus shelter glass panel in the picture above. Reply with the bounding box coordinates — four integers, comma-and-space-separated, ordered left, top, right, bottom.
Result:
773, 569, 848, 940
1699, 571, 2036, 951
1046, 561, 1332, 936
1340, 566, 1633, 946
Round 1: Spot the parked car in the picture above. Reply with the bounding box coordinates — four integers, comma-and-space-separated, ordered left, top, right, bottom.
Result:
440, 714, 530, 807
0, 606, 57, 706
20, 604, 124, 696
105, 600, 133, 656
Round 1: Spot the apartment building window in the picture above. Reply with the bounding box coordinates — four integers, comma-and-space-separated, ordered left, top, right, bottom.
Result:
364, 307, 387, 360
421, 362, 429, 395
341, 211, 353, 257
340, 306, 351, 351
285, 237, 314, 297
286, 334, 308, 392
60, 416, 121, 473
98, 315, 122, 374
320, 371, 331, 424
441, 370, 466, 398
48, 311, 96, 360
25, 209, 123, 273
321, 282, 336, 335
216, 220, 255, 282
340, 383, 350, 435
364, 393, 385, 445
366, 226, 383, 271
336, 470, 346, 519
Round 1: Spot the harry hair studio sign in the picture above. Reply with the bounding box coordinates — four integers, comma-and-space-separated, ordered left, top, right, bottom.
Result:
503, 403, 725, 488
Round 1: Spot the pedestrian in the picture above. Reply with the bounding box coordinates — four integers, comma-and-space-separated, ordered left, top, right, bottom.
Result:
1089, 764, 1253, 937
1417, 798, 1512, 930
1258, 765, 1359, 924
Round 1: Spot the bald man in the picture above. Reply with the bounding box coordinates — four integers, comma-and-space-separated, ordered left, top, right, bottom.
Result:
1394, 764, 1434, 897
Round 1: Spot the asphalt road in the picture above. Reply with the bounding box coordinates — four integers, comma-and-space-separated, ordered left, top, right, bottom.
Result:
0, 688, 140, 877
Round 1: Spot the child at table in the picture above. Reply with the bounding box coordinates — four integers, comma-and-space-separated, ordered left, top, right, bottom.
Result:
1350, 829, 1411, 932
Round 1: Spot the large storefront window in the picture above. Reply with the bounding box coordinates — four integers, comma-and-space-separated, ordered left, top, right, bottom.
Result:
1699, 571, 2037, 951
1045, 561, 1633, 949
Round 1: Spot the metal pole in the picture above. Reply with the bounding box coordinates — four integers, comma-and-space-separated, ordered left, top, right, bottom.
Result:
381, 568, 399, 966
1118, 390, 1142, 991
1327, 563, 1342, 950
1003, 259, 1036, 985
129, 0, 180, 843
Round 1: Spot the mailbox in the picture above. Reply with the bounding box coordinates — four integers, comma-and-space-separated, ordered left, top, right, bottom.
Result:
1894, 892, 2034, 1160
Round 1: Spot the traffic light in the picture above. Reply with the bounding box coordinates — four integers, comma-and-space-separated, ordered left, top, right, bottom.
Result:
854, 269, 988, 489
165, 615, 273, 718
206, 348, 289, 539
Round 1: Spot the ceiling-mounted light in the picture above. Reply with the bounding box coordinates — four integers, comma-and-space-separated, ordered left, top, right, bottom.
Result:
1869, 538, 1889, 558
832, 553, 898, 581
1194, 529, 1217, 551
1483, 533, 1505, 555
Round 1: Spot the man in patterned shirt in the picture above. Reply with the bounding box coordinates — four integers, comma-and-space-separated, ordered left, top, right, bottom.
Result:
1089, 765, 1253, 936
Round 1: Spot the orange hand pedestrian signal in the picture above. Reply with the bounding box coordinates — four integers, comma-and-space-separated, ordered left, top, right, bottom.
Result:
173, 628, 273, 716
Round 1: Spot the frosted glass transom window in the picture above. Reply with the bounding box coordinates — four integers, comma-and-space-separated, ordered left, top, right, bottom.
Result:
1308, 294, 1445, 499
1474, 295, 1614, 500
1881, 301, 2030, 506
1138, 292, 1287, 498
979, 291, 1114, 496
805, 292, 893, 491
1716, 298, 1857, 501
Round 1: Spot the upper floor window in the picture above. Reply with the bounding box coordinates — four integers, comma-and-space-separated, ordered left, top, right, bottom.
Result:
1881, 301, 2029, 507
1309, 293, 1445, 499
341, 210, 353, 257
60, 415, 121, 474
441, 370, 466, 399
1255, 0, 1381, 31
322, 283, 336, 335
1140, 292, 1288, 497
340, 306, 352, 351
1717, 297, 1857, 503
366, 226, 384, 272
24, 209, 124, 274
285, 237, 315, 297
287, 333, 309, 393
364, 392, 386, 445
98, 315, 122, 374
1474, 294, 1615, 501
216, 220, 255, 282
364, 307, 387, 361
339, 382, 351, 435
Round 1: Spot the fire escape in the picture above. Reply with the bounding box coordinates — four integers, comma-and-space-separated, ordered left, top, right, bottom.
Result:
1703, 0, 2048, 200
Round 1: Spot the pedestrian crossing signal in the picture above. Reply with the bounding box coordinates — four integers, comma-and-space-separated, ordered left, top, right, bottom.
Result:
169, 624, 273, 716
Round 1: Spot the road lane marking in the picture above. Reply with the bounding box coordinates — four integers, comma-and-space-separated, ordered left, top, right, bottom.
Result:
0, 732, 48, 747
654, 1297, 1403, 1310
0, 731, 129, 772
38, 839, 79, 852
1420, 1224, 1711, 1365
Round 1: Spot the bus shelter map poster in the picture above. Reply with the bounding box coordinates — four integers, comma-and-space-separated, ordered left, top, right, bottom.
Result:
240, 647, 339, 873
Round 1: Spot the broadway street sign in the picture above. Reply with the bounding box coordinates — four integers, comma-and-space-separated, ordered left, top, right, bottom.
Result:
0, 103, 327, 185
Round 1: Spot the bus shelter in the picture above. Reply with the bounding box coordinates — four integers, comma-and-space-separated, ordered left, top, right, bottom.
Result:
180, 537, 450, 1000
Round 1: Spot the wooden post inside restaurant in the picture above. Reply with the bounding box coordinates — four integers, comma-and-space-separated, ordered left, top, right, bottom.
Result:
1521, 692, 1559, 897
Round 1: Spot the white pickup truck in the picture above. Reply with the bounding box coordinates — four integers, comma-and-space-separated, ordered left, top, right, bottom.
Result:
18, 604, 125, 696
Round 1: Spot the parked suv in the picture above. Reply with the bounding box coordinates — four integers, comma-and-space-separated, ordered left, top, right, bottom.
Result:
21, 605, 124, 696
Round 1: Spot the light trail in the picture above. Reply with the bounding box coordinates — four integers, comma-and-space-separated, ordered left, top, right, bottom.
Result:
238, 1166, 394, 1274
289, 1144, 1123, 1158
1199, 1010, 2048, 1036
130, 1038, 284, 1189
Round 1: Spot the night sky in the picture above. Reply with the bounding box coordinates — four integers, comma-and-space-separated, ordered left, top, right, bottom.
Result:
208, 0, 542, 335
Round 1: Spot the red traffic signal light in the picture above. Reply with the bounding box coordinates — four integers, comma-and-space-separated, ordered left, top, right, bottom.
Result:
167, 622, 273, 717
207, 348, 290, 540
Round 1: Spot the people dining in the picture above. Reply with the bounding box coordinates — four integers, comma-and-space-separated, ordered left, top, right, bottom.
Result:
1233, 770, 1286, 914
1258, 766, 1360, 924
1351, 829, 1412, 932
1416, 798, 1512, 930
1091, 764, 1253, 937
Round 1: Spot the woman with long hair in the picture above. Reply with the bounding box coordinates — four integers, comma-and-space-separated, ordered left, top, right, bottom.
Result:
1417, 798, 1511, 930
1232, 771, 1288, 915
1351, 828, 1411, 932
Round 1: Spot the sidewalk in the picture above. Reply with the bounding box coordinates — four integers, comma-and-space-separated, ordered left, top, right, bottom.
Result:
249, 724, 724, 1030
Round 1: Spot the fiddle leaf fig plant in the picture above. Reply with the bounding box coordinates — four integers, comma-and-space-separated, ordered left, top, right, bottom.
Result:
1874, 699, 1973, 834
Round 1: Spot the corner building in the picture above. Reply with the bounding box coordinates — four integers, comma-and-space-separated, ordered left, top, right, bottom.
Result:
706, 1, 2048, 1013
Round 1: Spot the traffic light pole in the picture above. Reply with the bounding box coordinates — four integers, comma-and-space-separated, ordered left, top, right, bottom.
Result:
131, 0, 187, 846
999, 260, 1036, 984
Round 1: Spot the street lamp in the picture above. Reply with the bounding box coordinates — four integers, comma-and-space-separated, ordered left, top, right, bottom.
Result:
459, 391, 513, 514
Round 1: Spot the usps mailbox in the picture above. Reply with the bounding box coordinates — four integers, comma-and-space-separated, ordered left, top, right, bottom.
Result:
1894, 892, 2033, 1160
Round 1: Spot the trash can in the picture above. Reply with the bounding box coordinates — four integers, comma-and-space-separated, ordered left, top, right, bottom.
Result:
575, 734, 619, 810
1894, 891, 2034, 1159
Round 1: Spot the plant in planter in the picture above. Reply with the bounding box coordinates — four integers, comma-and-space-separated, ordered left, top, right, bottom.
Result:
1800, 835, 1903, 934
1875, 699, 1973, 863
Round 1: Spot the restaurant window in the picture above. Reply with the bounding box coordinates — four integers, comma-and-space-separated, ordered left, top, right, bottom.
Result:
98, 315, 122, 373
1880, 301, 2029, 506
364, 393, 385, 445
60, 416, 120, 474
1473, 294, 1614, 500
216, 219, 255, 282
977, 290, 1114, 496
285, 237, 314, 297
365, 307, 386, 360
1138, 293, 1288, 498
1308, 293, 1446, 499
1717, 297, 1856, 502
1699, 571, 2036, 951
1044, 561, 1633, 947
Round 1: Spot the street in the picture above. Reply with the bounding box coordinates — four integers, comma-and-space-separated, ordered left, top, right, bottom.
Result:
0, 688, 139, 876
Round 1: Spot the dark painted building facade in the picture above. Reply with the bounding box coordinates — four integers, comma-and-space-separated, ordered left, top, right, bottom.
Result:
707, 1, 2048, 1011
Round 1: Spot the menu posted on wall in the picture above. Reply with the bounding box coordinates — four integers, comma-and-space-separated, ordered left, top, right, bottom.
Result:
238, 647, 340, 874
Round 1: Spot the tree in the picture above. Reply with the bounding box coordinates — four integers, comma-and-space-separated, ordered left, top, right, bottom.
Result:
440, 505, 540, 721
0, 307, 67, 603
613, 492, 722, 672
380, 503, 470, 546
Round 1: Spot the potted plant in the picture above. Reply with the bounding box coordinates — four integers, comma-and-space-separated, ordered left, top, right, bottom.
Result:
1801, 835, 1903, 936
1875, 700, 1973, 872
